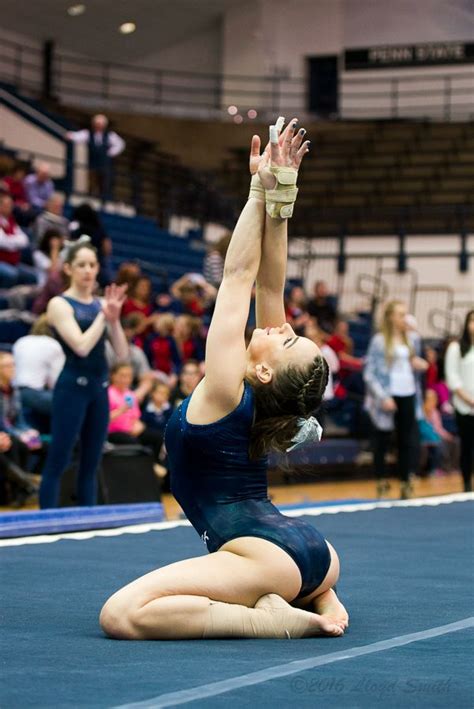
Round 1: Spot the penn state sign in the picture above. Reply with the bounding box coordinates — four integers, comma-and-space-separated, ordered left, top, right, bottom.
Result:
345, 42, 474, 70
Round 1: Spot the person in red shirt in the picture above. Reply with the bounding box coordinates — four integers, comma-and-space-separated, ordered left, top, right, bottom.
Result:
144, 313, 180, 375
4, 163, 29, 206
0, 193, 37, 287
170, 273, 217, 317
122, 276, 155, 347
174, 314, 205, 367
327, 318, 364, 397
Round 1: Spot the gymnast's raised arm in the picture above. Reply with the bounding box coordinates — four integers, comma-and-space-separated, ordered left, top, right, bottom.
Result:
187, 196, 265, 422
253, 118, 310, 328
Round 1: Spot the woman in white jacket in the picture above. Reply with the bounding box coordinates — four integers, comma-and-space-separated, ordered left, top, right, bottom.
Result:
445, 310, 474, 492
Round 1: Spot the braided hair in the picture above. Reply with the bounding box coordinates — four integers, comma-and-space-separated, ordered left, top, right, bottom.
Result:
248, 354, 329, 459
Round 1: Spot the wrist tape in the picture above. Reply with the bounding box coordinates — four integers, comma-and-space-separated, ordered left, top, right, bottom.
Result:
265, 166, 298, 219
248, 173, 265, 201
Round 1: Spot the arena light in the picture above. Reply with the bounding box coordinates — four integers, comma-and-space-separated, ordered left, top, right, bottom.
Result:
67, 4, 86, 16
233, 114, 243, 124
119, 22, 136, 34
247, 109, 258, 119
227, 105, 238, 116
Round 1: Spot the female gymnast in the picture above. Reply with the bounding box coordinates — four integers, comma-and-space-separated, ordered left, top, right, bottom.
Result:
100, 118, 349, 640
39, 237, 128, 508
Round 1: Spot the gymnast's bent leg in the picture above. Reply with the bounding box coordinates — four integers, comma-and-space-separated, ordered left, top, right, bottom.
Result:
100, 539, 344, 640
39, 377, 89, 508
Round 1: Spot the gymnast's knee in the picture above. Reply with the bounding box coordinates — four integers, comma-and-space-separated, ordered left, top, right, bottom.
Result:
99, 597, 141, 640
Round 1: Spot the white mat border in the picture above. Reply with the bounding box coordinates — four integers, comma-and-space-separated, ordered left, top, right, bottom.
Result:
1, 492, 472, 548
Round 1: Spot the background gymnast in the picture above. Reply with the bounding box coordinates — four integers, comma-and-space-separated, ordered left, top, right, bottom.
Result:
39, 237, 128, 508
100, 117, 349, 640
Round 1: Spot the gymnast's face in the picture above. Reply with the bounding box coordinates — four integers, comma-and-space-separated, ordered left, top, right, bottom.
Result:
65, 247, 99, 289
246, 323, 320, 383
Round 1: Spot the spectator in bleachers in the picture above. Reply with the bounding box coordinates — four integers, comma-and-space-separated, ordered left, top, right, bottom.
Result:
115, 262, 141, 292
307, 280, 337, 333
141, 380, 172, 487
66, 113, 125, 201
0, 351, 44, 466
141, 380, 172, 435
327, 317, 364, 397
304, 319, 339, 404
144, 313, 180, 377
445, 309, 474, 493
425, 345, 439, 389
106, 314, 151, 383
173, 314, 205, 368
0, 193, 37, 288
31, 261, 67, 316
170, 273, 217, 318
364, 300, 428, 499
285, 285, 309, 334
13, 315, 65, 424
170, 359, 202, 408
420, 389, 458, 475
122, 275, 156, 347
202, 233, 231, 287
107, 362, 163, 466
4, 163, 29, 206
33, 193, 69, 246
3, 162, 32, 226
23, 162, 54, 213
0, 430, 39, 508
32, 228, 64, 287
69, 203, 113, 286
122, 275, 154, 320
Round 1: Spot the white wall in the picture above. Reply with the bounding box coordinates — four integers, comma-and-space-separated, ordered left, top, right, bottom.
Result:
139, 20, 222, 74
343, 0, 474, 47
288, 234, 474, 336
0, 104, 65, 177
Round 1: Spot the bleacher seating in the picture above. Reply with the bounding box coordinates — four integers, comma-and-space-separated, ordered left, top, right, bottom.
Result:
100, 212, 205, 286
223, 120, 474, 237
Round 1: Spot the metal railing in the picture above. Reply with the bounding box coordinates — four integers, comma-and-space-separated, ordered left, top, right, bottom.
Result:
1, 37, 473, 121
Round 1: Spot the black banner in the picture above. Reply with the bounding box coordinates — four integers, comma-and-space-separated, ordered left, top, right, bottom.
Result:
345, 42, 474, 70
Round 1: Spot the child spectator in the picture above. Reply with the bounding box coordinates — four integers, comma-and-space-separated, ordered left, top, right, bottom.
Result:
174, 314, 205, 367
422, 389, 459, 473
170, 359, 202, 408
141, 381, 172, 435
107, 363, 162, 465
144, 313, 180, 376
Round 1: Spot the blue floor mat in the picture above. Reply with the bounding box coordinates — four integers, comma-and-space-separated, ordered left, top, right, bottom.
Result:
1, 499, 473, 708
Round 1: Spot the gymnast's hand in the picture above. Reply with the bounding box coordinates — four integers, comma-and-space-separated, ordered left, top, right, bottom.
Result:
102, 283, 128, 323
249, 117, 310, 191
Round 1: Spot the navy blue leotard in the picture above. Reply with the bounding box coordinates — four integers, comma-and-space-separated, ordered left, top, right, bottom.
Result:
39, 296, 109, 508
165, 381, 331, 598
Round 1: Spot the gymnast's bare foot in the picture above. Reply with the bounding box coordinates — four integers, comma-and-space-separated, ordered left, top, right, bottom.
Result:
312, 588, 349, 630
304, 611, 345, 637
255, 593, 344, 638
